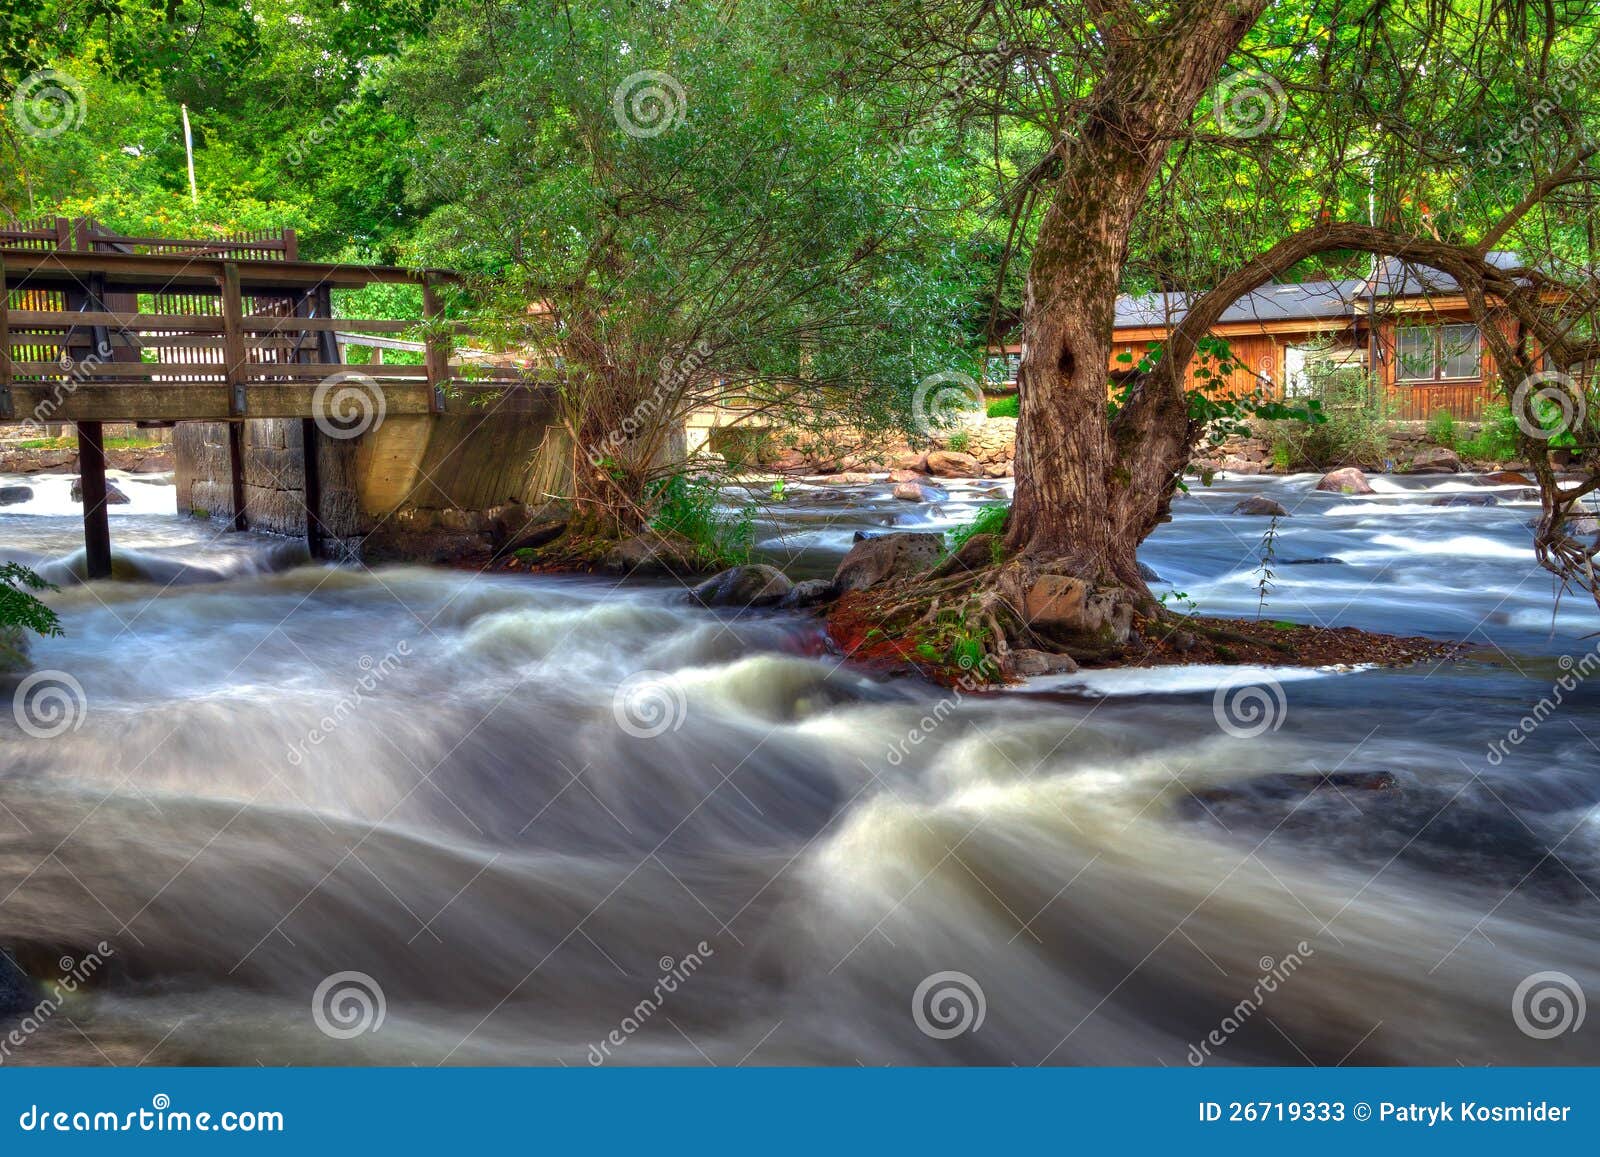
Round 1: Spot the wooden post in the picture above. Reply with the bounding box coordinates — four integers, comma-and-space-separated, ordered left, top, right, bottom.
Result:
282, 228, 298, 262
421, 277, 448, 414
0, 251, 12, 421
77, 421, 113, 580
227, 421, 249, 531
219, 262, 247, 417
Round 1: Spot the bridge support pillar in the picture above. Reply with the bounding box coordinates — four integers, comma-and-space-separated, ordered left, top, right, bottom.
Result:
301, 418, 324, 559
227, 422, 249, 531
77, 421, 113, 580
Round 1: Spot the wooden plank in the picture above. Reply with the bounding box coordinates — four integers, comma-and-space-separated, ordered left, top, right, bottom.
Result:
77, 421, 113, 579
421, 277, 448, 414
0, 250, 456, 292
8, 310, 227, 331
241, 317, 417, 334
6, 382, 439, 422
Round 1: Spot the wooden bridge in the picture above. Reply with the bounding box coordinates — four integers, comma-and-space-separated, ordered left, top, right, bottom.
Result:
0, 219, 528, 577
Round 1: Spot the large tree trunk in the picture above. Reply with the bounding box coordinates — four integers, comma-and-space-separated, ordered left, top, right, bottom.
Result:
1004, 0, 1270, 595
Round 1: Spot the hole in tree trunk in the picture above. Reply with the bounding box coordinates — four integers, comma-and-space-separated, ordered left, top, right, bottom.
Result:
1056, 344, 1075, 376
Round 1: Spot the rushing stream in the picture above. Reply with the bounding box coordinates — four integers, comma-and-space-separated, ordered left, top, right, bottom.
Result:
2, 465, 1599, 1065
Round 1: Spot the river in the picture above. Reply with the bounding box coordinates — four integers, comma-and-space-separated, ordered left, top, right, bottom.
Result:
2, 465, 1598, 1065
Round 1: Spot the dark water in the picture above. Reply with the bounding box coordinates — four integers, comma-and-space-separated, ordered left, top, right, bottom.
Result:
2, 465, 1598, 1065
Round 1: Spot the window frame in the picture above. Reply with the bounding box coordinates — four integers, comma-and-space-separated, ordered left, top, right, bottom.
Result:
1394, 323, 1482, 384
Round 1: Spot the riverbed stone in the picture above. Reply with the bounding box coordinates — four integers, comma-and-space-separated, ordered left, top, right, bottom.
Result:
891, 480, 945, 502
833, 531, 944, 593
69, 479, 130, 505
1484, 470, 1534, 485
820, 471, 875, 485
1403, 446, 1462, 474
0, 485, 33, 506
601, 533, 701, 577
930, 533, 998, 578
1019, 574, 1135, 646
1006, 648, 1079, 677
1137, 561, 1164, 583
690, 564, 794, 608
1314, 467, 1374, 495
887, 469, 926, 484
1431, 493, 1498, 507
1231, 495, 1289, 516
777, 578, 837, 610
924, 450, 982, 478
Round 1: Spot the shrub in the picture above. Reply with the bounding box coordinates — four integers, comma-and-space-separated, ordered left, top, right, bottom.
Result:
986, 394, 1019, 419
1257, 367, 1390, 470
646, 473, 756, 569
1426, 409, 1458, 449
944, 430, 971, 453
1, 563, 63, 669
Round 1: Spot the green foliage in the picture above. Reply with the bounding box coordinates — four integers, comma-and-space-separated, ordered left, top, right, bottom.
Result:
646, 474, 755, 570
1112, 337, 1325, 443
1257, 367, 1389, 470
1457, 402, 1521, 462
986, 394, 1019, 419
944, 431, 971, 453
947, 503, 1009, 555
1426, 409, 1458, 450
1254, 515, 1280, 620
0, 563, 63, 666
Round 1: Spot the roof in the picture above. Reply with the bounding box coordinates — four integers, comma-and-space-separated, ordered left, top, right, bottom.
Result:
1113, 251, 1521, 330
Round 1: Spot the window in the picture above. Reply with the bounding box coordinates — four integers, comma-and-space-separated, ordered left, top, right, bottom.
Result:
1396, 324, 1481, 382
987, 353, 1020, 384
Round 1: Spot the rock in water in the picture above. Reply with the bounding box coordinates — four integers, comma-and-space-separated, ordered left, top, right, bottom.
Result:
1231, 495, 1289, 516
930, 533, 998, 578
1006, 648, 1079, 677
0, 950, 32, 1016
833, 532, 944, 593
1484, 470, 1533, 485
777, 578, 837, 610
924, 450, 982, 478
70, 479, 131, 505
1402, 447, 1462, 474
1314, 467, 1374, 495
601, 533, 700, 577
0, 485, 33, 506
891, 480, 946, 502
1431, 493, 1498, 507
1137, 561, 1165, 583
689, 564, 794, 608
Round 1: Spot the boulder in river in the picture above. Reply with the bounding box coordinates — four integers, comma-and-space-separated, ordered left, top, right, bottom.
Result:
69, 479, 130, 505
1431, 493, 1498, 508
787, 487, 846, 506
601, 533, 701, 577
0, 950, 33, 1016
1284, 556, 1346, 566
690, 564, 794, 608
1231, 495, 1289, 516
1006, 648, 1079, 677
1402, 446, 1462, 474
1484, 470, 1534, 485
887, 469, 926, 484
891, 480, 945, 502
777, 578, 838, 610
930, 533, 998, 578
1138, 561, 1165, 584
820, 471, 875, 485
1020, 574, 1135, 646
924, 450, 982, 478
1313, 467, 1374, 495
0, 485, 33, 506
833, 531, 944, 593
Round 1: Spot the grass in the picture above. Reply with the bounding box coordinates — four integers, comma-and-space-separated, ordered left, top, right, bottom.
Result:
986, 394, 1019, 419
646, 472, 756, 569
947, 503, 1009, 563
1426, 409, 1458, 449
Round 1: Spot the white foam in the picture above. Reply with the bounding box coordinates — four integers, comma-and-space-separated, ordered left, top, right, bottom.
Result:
1014, 663, 1371, 696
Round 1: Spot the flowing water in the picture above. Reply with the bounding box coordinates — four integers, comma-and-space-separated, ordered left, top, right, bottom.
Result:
2, 464, 1599, 1066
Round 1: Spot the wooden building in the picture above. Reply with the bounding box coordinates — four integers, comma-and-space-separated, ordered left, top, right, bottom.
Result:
987, 254, 1522, 421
